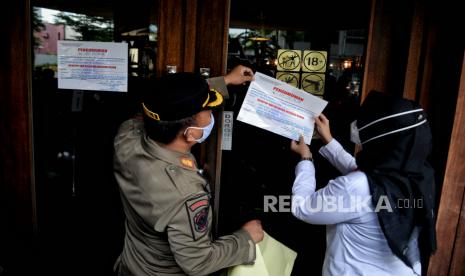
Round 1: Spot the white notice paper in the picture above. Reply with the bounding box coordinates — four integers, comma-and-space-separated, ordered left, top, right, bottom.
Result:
237, 72, 327, 144
58, 41, 128, 92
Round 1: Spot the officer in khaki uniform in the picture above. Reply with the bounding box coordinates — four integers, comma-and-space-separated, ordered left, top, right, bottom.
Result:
114, 66, 263, 276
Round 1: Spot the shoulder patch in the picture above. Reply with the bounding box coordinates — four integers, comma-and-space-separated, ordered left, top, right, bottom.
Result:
185, 194, 210, 241
180, 157, 195, 169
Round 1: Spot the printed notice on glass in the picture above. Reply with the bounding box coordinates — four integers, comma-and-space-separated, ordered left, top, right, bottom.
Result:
237, 72, 328, 145
58, 41, 128, 92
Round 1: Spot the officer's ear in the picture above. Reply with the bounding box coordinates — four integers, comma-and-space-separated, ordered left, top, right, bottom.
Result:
183, 127, 197, 142
182, 115, 201, 143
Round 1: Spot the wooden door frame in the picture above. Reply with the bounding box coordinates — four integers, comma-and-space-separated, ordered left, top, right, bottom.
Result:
427, 52, 465, 276
0, 0, 37, 271
156, 0, 231, 235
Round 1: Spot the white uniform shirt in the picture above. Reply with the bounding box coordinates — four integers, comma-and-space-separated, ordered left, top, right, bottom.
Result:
292, 139, 420, 276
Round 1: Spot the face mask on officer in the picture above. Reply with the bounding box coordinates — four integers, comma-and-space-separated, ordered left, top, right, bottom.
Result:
184, 113, 215, 143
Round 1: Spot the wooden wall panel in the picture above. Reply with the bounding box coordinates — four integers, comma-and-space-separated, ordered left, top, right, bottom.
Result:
361, 0, 390, 101
428, 52, 465, 275
195, 0, 230, 76
157, 0, 197, 74
402, 0, 425, 100
361, 0, 413, 101
0, 0, 35, 236
0, 0, 36, 272
450, 193, 465, 276
156, 0, 230, 76
417, 24, 437, 113
183, 0, 198, 72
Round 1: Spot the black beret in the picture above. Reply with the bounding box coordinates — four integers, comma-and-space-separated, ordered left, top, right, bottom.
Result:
141, 72, 224, 121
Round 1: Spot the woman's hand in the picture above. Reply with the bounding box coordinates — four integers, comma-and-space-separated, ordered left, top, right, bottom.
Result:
291, 135, 312, 159
315, 114, 333, 144
224, 65, 254, 86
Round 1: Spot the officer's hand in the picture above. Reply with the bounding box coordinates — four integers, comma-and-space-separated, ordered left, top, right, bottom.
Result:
291, 135, 312, 159
315, 114, 333, 144
242, 220, 264, 244
224, 65, 254, 86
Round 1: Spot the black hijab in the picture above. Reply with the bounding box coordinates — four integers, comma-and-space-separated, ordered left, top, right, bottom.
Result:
355, 91, 436, 267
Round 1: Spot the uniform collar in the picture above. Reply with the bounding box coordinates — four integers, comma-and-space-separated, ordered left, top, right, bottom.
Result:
141, 134, 198, 171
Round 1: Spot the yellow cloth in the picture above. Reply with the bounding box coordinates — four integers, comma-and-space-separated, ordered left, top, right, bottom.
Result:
221, 232, 297, 276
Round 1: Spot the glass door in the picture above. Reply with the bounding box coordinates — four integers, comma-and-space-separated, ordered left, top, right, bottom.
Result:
31, 1, 158, 274
219, 1, 370, 275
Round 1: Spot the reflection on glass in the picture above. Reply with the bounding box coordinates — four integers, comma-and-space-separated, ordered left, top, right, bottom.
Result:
32, 7, 114, 79
54, 11, 113, 41
121, 25, 157, 78
227, 27, 365, 101
130, 48, 139, 64
149, 24, 158, 42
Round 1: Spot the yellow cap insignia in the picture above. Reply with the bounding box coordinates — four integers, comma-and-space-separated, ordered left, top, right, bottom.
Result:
207, 89, 223, 108
142, 102, 160, 121
180, 158, 195, 169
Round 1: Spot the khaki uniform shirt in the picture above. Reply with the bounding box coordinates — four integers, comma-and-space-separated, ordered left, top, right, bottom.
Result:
114, 77, 255, 276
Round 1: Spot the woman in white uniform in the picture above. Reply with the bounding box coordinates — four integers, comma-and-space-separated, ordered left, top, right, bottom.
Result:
290, 91, 436, 276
